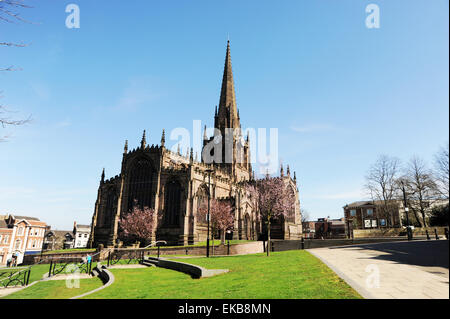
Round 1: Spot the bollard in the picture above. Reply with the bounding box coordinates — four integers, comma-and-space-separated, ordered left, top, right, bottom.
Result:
445, 228, 449, 240
426, 230, 431, 240
107, 251, 111, 267
227, 240, 230, 255
185, 248, 188, 255
435, 228, 439, 240
263, 240, 266, 253
157, 245, 160, 259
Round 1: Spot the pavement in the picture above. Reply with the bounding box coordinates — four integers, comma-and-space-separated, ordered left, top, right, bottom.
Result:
308, 240, 449, 299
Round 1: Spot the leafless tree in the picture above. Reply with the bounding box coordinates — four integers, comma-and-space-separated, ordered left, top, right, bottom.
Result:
365, 155, 401, 227
1, 0, 32, 141
403, 156, 439, 227
434, 143, 449, 199
301, 208, 310, 223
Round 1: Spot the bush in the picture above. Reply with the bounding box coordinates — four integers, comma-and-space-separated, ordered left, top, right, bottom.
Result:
429, 204, 449, 226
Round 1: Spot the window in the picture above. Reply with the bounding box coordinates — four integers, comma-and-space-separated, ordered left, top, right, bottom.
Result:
32, 240, 37, 248
84, 234, 88, 238
14, 239, 21, 250
78, 234, 82, 238
366, 209, 373, 216
380, 219, 386, 227
17, 227, 24, 236
350, 209, 356, 217
3, 235, 9, 244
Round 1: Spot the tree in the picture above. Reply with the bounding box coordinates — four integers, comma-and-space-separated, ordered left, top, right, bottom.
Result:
198, 198, 234, 245
403, 156, 439, 227
429, 204, 449, 227
119, 203, 155, 247
1, 0, 32, 140
365, 155, 401, 227
251, 176, 295, 256
301, 208, 310, 223
434, 143, 449, 199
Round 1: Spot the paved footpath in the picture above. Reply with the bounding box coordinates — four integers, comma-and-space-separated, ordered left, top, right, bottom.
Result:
308, 240, 449, 299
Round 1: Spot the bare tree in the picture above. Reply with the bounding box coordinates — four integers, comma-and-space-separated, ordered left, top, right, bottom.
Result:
365, 155, 401, 227
434, 143, 449, 199
1, 0, 32, 140
301, 208, 310, 223
403, 156, 439, 227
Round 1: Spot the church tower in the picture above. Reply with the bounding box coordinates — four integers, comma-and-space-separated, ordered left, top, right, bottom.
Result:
204, 40, 251, 179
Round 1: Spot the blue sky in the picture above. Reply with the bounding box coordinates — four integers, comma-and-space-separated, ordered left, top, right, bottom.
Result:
1, 0, 448, 230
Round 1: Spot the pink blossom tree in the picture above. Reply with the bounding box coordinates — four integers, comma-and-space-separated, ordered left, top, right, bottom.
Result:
249, 177, 295, 256
119, 203, 155, 247
198, 198, 234, 245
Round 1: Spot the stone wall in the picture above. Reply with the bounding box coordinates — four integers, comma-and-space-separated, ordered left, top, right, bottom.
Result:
353, 226, 448, 238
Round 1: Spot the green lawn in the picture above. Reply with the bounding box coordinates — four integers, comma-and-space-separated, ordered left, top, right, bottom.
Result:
86, 250, 361, 299
2, 277, 104, 299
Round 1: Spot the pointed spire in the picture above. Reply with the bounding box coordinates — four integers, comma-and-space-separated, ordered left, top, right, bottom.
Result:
280, 164, 284, 177
141, 130, 147, 149
294, 171, 297, 183
101, 168, 105, 183
161, 129, 165, 147
203, 125, 208, 140
217, 40, 239, 132
287, 165, 290, 176
195, 152, 198, 162
124, 140, 128, 154
190, 147, 194, 162
177, 143, 181, 155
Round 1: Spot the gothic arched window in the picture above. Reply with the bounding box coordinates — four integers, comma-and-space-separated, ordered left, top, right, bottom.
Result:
164, 180, 182, 226
286, 186, 296, 223
196, 185, 209, 224
102, 187, 117, 227
127, 158, 154, 211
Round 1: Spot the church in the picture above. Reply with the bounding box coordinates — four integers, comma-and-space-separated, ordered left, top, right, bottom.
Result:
89, 41, 302, 247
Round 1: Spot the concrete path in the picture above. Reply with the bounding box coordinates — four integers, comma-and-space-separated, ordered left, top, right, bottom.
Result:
308, 240, 449, 299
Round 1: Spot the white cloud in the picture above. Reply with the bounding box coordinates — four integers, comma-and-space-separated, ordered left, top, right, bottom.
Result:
114, 77, 161, 111
290, 124, 335, 133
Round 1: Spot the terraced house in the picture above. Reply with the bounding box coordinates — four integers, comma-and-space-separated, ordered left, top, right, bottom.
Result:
89, 41, 302, 247
0, 214, 47, 266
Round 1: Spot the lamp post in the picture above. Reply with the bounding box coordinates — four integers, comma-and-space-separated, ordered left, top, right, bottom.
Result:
400, 180, 413, 241
205, 168, 213, 257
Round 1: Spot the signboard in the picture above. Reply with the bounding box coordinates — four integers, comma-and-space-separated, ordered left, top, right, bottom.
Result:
364, 219, 371, 228
371, 220, 377, 228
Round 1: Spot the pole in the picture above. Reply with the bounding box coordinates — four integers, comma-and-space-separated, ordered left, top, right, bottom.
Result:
401, 181, 412, 241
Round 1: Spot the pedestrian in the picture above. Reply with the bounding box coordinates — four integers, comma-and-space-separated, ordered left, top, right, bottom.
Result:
6, 258, 11, 267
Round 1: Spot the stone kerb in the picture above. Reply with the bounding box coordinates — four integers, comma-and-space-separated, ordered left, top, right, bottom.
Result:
145, 257, 228, 279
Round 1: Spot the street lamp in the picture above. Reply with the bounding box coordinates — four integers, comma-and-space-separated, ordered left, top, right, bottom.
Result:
205, 168, 213, 257
400, 180, 413, 241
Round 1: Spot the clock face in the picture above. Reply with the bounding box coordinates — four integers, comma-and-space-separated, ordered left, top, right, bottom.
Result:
214, 135, 222, 144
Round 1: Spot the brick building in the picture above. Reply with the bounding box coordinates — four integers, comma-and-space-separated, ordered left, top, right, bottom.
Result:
90, 41, 302, 247
0, 214, 47, 266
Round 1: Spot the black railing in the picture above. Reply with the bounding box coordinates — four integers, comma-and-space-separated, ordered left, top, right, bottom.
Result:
0, 267, 31, 288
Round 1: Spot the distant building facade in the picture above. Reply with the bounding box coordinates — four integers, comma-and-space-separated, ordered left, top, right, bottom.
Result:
0, 214, 47, 266
43, 229, 74, 250
302, 218, 346, 239
73, 222, 91, 248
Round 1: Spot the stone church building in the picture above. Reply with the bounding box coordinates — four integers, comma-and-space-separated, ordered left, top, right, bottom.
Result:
89, 42, 302, 247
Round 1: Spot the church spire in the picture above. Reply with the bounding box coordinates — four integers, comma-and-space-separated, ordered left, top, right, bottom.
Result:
161, 129, 165, 147
217, 40, 239, 132
141, 130, 147, 148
